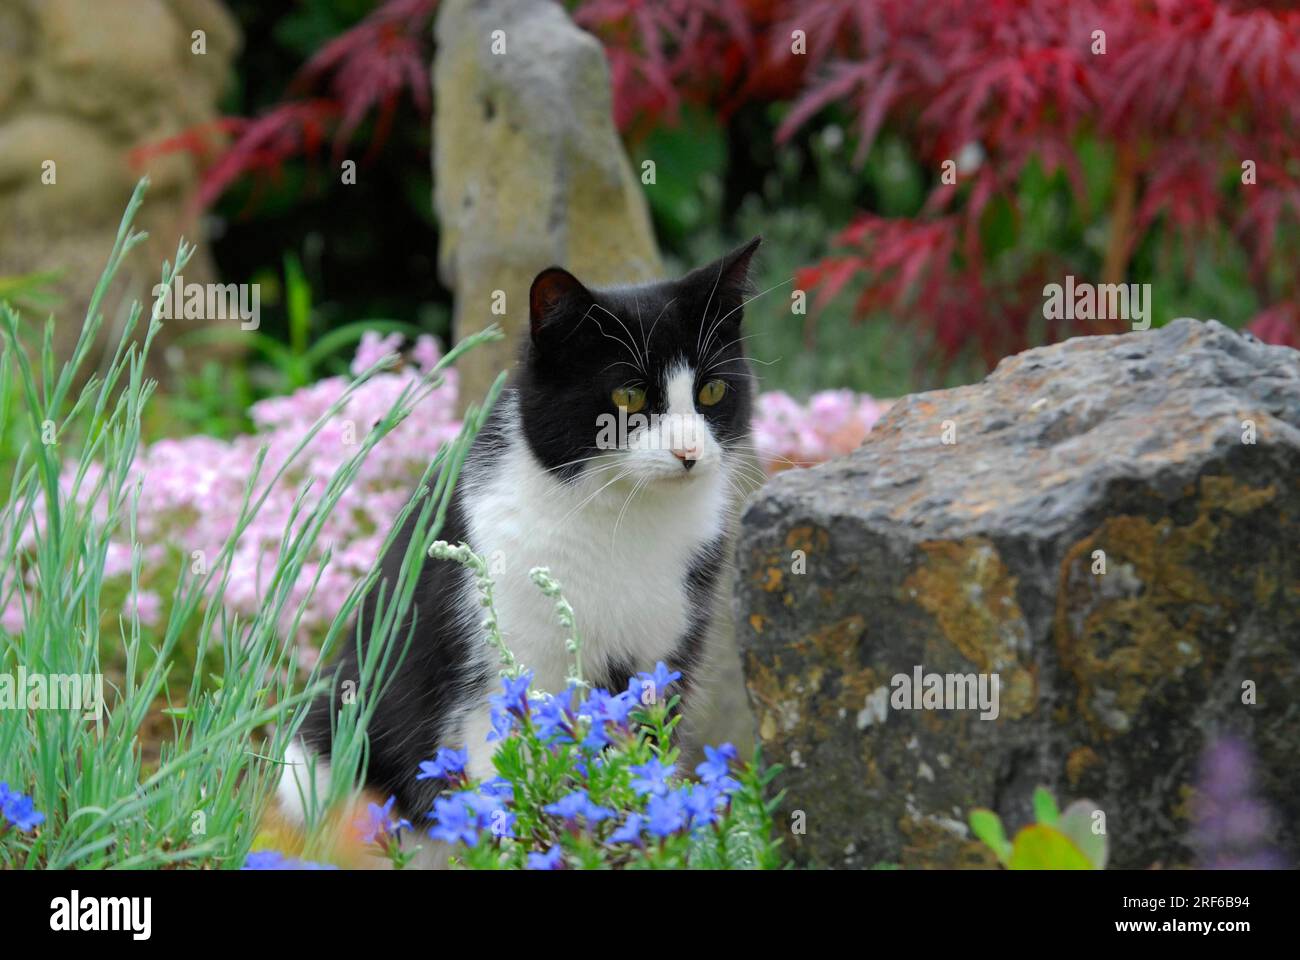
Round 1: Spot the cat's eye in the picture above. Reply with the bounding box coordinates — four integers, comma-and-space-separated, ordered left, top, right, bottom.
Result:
697, 379, 727, 406
612, 385, 646, 414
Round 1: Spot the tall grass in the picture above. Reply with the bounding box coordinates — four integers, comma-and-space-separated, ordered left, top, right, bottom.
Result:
0, 180, 503, 868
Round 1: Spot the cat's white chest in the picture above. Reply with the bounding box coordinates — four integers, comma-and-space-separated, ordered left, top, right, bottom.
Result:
460, 435, 726, 693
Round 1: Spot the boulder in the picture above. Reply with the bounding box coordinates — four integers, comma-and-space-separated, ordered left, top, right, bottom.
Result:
735, 319, 1300, 868
432, 0, 662, 414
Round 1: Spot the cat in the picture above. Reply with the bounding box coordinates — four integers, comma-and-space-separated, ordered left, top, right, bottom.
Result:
280, 237, 763, 829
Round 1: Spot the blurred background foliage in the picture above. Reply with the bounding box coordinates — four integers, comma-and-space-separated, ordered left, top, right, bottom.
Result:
43, 0, 1300, 442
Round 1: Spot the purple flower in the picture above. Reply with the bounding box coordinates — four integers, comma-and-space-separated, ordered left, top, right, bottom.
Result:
0, 783, 45, 832
416, 748, 468, 784
526, 845, 565, 870
1194, 736, 1287, 869
544, 789, 615, 825
629, 758, 675, 797
645, 791, 687, 837
608, 814, 645, 846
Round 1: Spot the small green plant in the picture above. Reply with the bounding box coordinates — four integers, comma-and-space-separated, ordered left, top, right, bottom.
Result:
969, 787, 1107, 870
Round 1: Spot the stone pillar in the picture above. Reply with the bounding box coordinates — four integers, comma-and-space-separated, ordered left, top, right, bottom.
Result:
432, 0, 662, 413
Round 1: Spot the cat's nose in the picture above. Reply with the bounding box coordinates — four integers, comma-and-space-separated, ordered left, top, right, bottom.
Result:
671, 449, 697, 471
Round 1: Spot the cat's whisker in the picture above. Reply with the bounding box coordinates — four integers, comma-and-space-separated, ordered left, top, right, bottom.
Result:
556, 468, 634, 528
591, 302, 647, 372
699, 277, 794, 362
543, 461, 629, 500
701, 331, 763, 368
696, 260, 728, 358
577, 304, 645, 373
644, 296, 676, 354
599, 360, 642, 375
611, 475, 648, 548
722, 440, 807, 470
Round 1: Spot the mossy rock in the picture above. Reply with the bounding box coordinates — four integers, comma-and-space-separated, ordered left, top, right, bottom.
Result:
736, 319, 1300, 868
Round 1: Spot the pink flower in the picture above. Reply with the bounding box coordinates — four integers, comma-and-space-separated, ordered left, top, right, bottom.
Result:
411, 334, 443, 374
751, 388, 885, 473
125, 590, 162, 627
350, 332, 404, 377
14, 326, 885, 657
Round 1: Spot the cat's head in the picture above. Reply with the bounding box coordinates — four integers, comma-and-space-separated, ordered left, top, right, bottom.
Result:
515, 238, 761, 487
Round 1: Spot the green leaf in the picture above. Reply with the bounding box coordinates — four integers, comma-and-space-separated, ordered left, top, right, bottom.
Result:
1007, 824, 1094, 870
1032, 786, 1060, 826
1057, 799, 1108, 869
969, 808, 1012, 865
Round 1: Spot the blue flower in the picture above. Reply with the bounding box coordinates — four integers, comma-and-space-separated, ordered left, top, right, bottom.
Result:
608, 813, 644, 846
427, 793, 482, 847
490, 671, 533, 719
645, 791, 687, 837
695, 743, 740, 793
533, 687, 578, 743
544, 789, 615, 825
633, 662, 682, 705
478, 777, 515, 802
463, 790, 516, 838
0, 782, 45, 832
487, 704, 515, 742
682, 784, 726, 828
242, 850, 336, 870
628, 758, 675, 797
416, 747, 468, 782
356, 795, 412, 845
526, 845, 565, 870
428, 787, 516, 846
579, 688, 636, 727
581, 719, 613, 752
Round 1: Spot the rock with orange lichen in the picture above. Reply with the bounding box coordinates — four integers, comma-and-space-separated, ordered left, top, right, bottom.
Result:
735, 319, 1300, 868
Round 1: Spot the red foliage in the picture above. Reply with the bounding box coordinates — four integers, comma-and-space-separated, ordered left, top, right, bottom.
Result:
780, 0, 1300, 361
135, 0, 437, 214
1247, 302, 1300, 348
142, 0, 1300, 356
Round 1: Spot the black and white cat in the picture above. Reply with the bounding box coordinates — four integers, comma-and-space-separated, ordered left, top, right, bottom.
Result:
281, 238, 762, 826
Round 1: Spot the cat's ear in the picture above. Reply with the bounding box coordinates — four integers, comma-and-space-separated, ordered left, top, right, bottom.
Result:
685, 236, 762, 323
529, 267, 595, 346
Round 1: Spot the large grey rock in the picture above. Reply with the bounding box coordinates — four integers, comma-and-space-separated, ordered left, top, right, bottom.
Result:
736, 319, 1300, 868
432, 0, 662, 414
